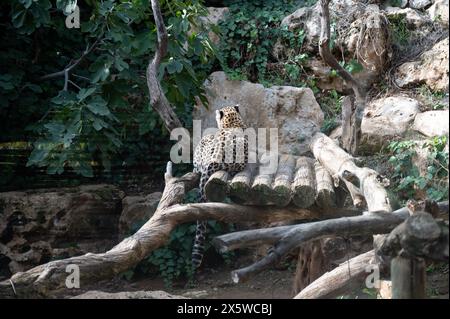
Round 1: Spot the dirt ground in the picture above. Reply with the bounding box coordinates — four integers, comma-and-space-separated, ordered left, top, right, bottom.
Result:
66, 253, 448, 299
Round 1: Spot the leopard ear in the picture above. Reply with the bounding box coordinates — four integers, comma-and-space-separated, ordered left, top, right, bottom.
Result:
219, 110, 224, 119
234, 105, 240, 113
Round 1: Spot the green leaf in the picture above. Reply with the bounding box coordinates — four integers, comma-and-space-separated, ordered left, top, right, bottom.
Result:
77, 87, 96, 101
87, 100, 110, 116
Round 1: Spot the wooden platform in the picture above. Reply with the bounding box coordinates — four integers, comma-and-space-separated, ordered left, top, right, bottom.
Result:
204, 155, 337, 208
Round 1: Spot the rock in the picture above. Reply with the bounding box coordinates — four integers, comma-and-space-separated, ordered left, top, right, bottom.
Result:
72, 290, 186, 299
118, 192, 162, 239
0, 184, 124, 277
277, 0, 389, 92
427, 0, 449, 26
193, 71, 324, 156
409, 0, 432, 9
183, 290, 209, 298
395, 37, 449, 91
201, 7, 229, 44
360, 96, 420, 151
413, 110, 449, 137
384, 6, 431, 27
400, 0, 409, 8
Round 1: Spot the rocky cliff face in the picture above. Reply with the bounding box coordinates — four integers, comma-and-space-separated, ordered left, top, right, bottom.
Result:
0, 185, 125, 278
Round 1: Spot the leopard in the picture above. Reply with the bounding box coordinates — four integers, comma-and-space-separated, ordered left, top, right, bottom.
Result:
191, 105, 248, 270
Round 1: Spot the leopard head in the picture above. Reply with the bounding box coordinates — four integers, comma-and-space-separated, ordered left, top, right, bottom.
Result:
215, 105, 245, 129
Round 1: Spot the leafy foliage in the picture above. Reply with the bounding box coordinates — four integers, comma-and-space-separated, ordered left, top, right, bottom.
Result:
1, 0, 216, 178
388, 13, 411, 47
388, 136, 449, 203
218, 0, 308, 85
319, 89, 343, 134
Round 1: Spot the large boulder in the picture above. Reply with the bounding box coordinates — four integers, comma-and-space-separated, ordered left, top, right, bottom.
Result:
413, 110, 449, 137
118, 192, 162, 239
360, 96, 420, 152
409, 0, 432, 9
193, 71, 324, 156
384, 6, 431, 27
427, 0, 449, 26
276, 0, 389, 92
395, 37, 449, 91
0, 184, 124, 277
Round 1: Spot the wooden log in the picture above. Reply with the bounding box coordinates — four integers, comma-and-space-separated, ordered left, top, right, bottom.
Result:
0, 162, 323, 298
391, 256, 426, 299
229, 163, 255, 204
291, 157, 316, 208
310, 132, 392, 212
222, 202, 448, 283
251, 168, 274, 205
293, 239, 327, 295
344, 180, 366, 208
272, 154, 296, 207
378, 212, 449, 261
204, 170, 229, 202
314, 161, 336, 209
294, 250, 376, 299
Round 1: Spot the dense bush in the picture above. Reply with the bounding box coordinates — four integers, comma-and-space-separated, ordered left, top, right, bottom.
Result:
0, 0, 216, 181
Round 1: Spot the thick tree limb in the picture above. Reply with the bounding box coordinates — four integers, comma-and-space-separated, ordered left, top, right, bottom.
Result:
223, 202, 448, 284
146, 0, 183, 132
0, 161, 327, 298
310, 132, 392, 212
319, 0, 366, 155
294, 250, 376, 299
379, 212, 449, 261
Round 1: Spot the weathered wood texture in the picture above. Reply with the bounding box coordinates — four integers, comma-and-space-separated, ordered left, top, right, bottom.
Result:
229, 163, 255, 204
205, 170, 229, 202
293, 239, 328, 295
291, 157, 316, 208
204, 155, 332, 208
391, 257, 426, 299
310, 132, 392, 213
314, 161, 336, 209
0, 163, 327, 298
251, 168, 274, 205
272, 154, 296, 207
216, 202, 448, 285
379, 209, 449, 299
294, 250, 376, 299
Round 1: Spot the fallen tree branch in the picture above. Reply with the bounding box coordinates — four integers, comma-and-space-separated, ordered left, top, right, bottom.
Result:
294, 250, 376, 299
146, 0, 183, 132
224, 202, 448, 284
310, 132, 392, 212
0, 161, 327, 298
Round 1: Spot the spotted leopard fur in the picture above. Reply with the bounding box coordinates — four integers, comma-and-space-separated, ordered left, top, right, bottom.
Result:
192, 105, 248, 270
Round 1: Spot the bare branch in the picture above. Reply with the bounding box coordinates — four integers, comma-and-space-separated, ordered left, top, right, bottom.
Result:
318, 0, 363, 98
39, 38, 100, 82
318, 0, 366, 154
225, 202, 448, 284
0, 167, 325, 298
146, 0, 183, 132
294, 250, 376, 299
